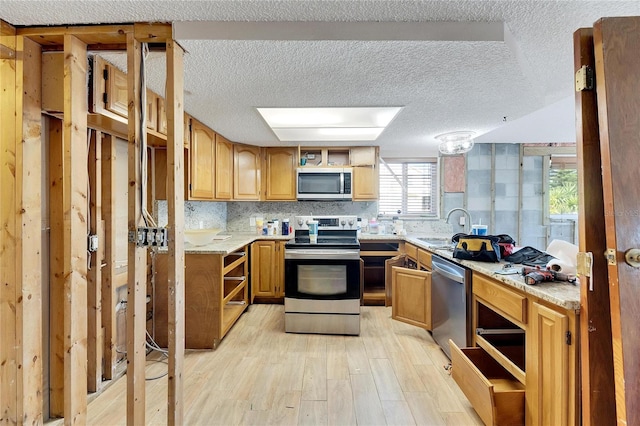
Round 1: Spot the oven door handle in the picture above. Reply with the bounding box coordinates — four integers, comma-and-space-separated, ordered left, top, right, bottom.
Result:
285, 249, 361, 260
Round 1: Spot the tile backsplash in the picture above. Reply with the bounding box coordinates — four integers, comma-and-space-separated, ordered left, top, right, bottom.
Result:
156, 200, 452, 236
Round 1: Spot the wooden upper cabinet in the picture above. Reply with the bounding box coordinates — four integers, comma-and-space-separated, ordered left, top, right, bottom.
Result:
157, 96, 168, 135
189, 119, 215, 200
350, 146, 378, 166
215, 134, 233, 200
352, 165, 379, 200
104, 63, 128, 118
234, 144, 261, 200
263, 147, 297, 201
146, 89, 157, 131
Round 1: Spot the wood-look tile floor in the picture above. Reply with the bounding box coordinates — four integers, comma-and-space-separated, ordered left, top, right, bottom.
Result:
49, 305, 483, 425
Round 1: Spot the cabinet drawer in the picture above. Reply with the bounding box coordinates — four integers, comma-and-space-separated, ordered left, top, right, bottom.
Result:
418, 249, 432, 270
404, 243, 418, 260
474, 274, 527, 325
450, 341, 525, 426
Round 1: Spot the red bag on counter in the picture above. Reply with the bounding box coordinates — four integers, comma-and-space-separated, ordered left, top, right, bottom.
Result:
494, 234, 516, 258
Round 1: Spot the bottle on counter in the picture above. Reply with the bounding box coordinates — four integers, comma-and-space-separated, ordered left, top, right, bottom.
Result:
369, 218, 379, 234
272, 219, 279, 235
282, 218, 290, 236
267, 221, 275, 236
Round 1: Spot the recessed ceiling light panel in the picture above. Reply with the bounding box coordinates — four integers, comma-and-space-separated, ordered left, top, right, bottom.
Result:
257, 106, 401, 141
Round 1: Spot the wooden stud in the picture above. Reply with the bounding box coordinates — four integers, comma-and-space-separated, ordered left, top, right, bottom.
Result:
16, 34, 44, 424
100, 134, 117, 380
134, 23, 173, 43
126, 31, 147, 426
0, 19, 18, 424
166, 38, 186, 426
573, 27, 616, 425
62, 33, 89, 424
48, 117, 65, 418
87, 130, 103, 393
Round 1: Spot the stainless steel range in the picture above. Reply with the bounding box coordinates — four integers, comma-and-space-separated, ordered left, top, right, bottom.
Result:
284, 215, 361, 335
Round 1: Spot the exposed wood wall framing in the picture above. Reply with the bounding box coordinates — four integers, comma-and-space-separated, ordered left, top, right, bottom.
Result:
88, 130, 103, 393
1, 20, 44, 424
101, 133, 118, 381
0, 20, 19, 424
126, 32, 147, 425
17, 34, 44, 424
62, 34, 89, 424
166, 39, 186, 426
48, 117, 65, 418
1, 20, 181, 424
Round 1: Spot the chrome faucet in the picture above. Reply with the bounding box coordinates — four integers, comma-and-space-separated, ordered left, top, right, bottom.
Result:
445, 208, 472, 234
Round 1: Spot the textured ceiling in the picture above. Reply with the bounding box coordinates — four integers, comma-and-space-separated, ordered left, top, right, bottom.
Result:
3, 1, 640, 157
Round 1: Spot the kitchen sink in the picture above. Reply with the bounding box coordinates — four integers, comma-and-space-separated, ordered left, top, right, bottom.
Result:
417, 237, 454, 251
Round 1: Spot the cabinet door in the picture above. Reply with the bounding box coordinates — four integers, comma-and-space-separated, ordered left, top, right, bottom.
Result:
157, 97, 168, 135
350, 146, 377, 166
189, 120, 215, 199
105, 63, 128, 118
526, 301, 570, 426
251, 241, 278, 298
352, 166, 378, 200
146, 89, 157, 131
215, 134, 233, 199
384, 254, 405, 307
391, 265, 432, 330
234, 144, 261, 200
264, 147, 297, 200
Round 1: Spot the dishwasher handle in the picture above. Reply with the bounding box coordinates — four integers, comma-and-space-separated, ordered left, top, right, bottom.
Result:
432, 261, 465, 283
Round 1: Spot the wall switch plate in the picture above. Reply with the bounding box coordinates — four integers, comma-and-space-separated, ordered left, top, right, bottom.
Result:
250, 217, 256, 227
459, 217, 465, 226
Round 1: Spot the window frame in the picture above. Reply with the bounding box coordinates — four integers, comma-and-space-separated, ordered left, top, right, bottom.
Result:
377, 157, 440, 219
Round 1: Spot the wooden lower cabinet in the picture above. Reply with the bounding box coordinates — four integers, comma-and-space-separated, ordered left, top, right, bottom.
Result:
449, 272, 578, 426
526, 301, 574, 426
390, 265, 432, 330
153, 247, 249, 349
250, 240, 284, 300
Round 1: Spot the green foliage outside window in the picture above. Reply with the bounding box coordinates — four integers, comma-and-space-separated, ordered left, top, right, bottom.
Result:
549, 169, 578, 214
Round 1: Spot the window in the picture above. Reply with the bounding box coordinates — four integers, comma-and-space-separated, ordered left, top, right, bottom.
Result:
378, 160, 438, 216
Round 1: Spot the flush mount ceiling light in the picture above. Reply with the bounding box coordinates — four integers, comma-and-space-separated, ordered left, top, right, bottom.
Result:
436, 131, 476, 155
257, 107, 402, 142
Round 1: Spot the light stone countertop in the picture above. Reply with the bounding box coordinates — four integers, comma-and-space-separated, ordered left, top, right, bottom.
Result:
403, 236, 581, 312
158, 231, 580, 311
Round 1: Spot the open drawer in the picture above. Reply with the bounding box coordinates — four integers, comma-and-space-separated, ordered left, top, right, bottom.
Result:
450, 340, 524, 426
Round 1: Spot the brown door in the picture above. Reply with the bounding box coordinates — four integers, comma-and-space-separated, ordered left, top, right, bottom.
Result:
573, 28, 616, 424
592, 17, 640, 425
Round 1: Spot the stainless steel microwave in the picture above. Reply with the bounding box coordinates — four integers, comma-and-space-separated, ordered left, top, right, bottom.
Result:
296, 168, 352, 200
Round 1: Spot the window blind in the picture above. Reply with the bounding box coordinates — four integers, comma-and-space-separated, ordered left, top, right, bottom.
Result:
378, 161, 437, 215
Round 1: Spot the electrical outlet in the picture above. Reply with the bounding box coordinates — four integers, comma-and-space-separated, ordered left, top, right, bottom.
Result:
250, 217, 256, 227
459, 216, 466, 226
88, 234, 98, 252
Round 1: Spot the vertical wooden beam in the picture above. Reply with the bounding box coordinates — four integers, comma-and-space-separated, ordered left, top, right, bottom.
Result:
16, 34, 44, 424
126, 32, 146, 426
62, 33, 88, 424
166, 38, 185, 426
88, 130, 103, 392
573, 27, 616, 425
0, 19, 18, 425
48, 118, 65, 418
101, 133, 117, 380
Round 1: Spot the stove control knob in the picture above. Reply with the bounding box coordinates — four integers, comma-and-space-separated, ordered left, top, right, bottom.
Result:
341, 220, 346, 226
348, 219, 354, 227
298, 218, 304, 226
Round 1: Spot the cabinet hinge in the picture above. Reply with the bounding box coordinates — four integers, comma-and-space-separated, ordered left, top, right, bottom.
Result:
103, 92, 108, 105
565, 331, 572, 345
575, 65, 594, 91
189, 183, 192, 190
103, 68, 108, 81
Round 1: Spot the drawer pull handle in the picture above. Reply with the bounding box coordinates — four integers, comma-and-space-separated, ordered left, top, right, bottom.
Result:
476, 327, 525, 336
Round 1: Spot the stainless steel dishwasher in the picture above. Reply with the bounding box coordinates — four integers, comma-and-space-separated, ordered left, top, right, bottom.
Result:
430, 254, 472, 359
